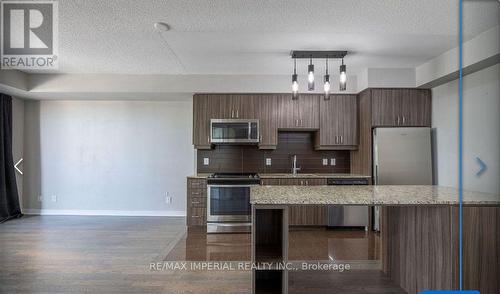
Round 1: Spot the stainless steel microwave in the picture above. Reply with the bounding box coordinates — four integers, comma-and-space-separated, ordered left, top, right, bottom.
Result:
210, 119, 259, 144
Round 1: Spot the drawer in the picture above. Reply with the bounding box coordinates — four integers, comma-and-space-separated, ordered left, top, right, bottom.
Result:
188, 179, 206, 189
188, 188, 206, 197
188, 197, 206, 207
187, 207, 206, 226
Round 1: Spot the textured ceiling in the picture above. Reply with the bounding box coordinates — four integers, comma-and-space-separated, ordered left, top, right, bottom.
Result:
31, 0, 500, 75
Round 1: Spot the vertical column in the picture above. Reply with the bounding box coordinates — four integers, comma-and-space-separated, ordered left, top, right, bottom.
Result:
252, 204, 289, 294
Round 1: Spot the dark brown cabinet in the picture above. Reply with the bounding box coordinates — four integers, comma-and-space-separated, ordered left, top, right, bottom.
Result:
277, 94, 320, 129
186, 178, 207, 226
315, 94, 358, 150
193, 94, 211, 149
257, 95, 278, 149
371, 89, 431, 127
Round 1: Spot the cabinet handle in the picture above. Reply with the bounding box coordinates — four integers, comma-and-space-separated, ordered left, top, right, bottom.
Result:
335, 136, 338, 144
402, 116, 406, 124
231, 110, 234, 118
300, 119, 302, 126
340, 136, 343, 144
191, 201, 200, 204
192, 215, 201, 218
397, 116, 400, 125
300, 180, 304, 185
306, 180, 309, 185
236, 110, 239, 118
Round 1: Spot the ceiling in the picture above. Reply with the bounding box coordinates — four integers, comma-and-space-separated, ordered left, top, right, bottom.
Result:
26, 0, 499, 75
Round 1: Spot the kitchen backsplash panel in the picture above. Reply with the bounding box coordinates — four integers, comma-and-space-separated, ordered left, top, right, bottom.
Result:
197, 132, 350, 173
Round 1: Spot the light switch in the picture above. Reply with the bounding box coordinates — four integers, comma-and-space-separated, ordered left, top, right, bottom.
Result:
203, 158, 209, 166
330, 158, 336, 166
266, 158, 272, 166
322, 158, 328, 166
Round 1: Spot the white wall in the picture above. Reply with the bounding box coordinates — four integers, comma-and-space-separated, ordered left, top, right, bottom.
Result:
22, 100, 194, 215
432, 63, 500, 194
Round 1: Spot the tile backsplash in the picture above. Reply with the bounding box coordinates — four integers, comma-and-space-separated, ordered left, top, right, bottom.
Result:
197, 132, 350, 174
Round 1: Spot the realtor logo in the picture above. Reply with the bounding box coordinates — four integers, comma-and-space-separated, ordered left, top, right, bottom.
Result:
1, 1, 58, 69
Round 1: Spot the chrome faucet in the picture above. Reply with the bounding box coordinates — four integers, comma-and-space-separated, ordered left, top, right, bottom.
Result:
292, 155, 301, 176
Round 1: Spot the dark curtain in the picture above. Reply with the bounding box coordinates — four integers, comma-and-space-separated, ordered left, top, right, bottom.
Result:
0, 94, 22, 223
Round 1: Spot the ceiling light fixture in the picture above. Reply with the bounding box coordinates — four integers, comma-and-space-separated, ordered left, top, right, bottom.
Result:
290, 51, 347, 98
324, 58, 330, 100
292, 58, 299, 100
307, 57, 315, 91
339, 58, 347, 91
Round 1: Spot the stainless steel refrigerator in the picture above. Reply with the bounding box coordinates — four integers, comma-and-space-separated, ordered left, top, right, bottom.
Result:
372, 127, 433, 230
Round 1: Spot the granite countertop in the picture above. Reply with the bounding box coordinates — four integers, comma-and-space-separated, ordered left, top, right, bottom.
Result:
250, 185, 500, 206
187, 173, 211, 179
188, 173, 371, 179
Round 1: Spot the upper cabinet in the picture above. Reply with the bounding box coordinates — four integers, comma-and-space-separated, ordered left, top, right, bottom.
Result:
193, 89, 431, 150
193, 94, 211, 149
257, 95, 278, 149
315, 94, 358, 150
371, 89, 431, 127
211, 94, 257, 119
277, 94, 319, 129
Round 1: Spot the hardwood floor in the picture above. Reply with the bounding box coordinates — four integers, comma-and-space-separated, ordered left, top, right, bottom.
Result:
166, 227, 380, 262
0, 216, 403, 293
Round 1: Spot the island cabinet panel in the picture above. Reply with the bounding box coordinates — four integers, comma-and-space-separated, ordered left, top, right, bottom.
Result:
262, 178, 327, 226
372, 88, 431, 127
381, 206, 500, 294
257, 95, 278, 149
277, 94, 320, 130
315, 94, 358, 150
186, 178, 207, 226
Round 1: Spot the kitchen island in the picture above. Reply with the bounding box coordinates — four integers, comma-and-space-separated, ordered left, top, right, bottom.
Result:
250, 185, 500, 294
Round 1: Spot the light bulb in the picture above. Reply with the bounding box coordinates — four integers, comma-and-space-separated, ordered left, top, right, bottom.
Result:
324, 80, 330, 92
308, 71, 314, 83
340, 72, 347, 84
292, 81, 299, 92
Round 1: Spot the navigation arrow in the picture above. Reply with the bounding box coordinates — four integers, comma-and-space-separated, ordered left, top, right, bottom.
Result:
14, 158, 23, 175
475, 157, 487, 177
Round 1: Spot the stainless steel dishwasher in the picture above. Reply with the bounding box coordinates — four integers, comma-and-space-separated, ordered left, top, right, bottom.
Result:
327, 178, 369, 231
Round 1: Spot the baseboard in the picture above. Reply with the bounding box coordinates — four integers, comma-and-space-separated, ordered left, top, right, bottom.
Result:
22, 209, 186, 217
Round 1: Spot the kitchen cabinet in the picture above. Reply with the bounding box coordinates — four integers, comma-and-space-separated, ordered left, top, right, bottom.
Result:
215, 94, 257, 119
193, 94, 211, 149
186, 178, 207, 226
315, 94, 358, 150
371, 89, 431, 127
257, 95, 278, 149
277, 94, 320, 129
262, 177, 327, 226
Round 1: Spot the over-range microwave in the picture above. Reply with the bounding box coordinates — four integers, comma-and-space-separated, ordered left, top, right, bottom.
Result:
210, 119, 259, 144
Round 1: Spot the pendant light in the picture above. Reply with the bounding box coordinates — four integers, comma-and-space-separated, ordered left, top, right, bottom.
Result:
323, 58, 331, 100
307, 57, 315, 91
339, 58, 347, 91
292, 58, 299, 100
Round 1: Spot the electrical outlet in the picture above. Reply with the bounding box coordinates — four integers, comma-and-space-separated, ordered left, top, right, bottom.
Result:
265, 158, 272, 166
330, 158, 336, 166
51, 195, 57, 202
322, 158, 328, 166
165, 192, 172, 204
38, 195, 43, 202
203, 158, 209, 166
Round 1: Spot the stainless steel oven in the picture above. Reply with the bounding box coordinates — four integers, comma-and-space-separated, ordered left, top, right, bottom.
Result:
210, 119, 259, 144
206, 173, 260, 233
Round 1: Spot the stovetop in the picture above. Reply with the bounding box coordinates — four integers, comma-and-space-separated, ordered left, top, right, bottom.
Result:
208, 173, 260, 179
